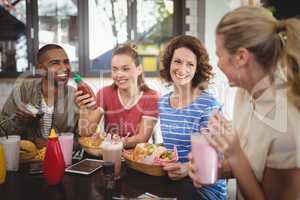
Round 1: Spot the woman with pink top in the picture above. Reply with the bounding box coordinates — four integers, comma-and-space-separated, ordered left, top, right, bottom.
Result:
76, 43, 159, 148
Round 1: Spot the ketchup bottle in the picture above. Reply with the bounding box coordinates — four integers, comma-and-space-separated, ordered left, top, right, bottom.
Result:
73, 73, 97, 109
43, 128, 65, 185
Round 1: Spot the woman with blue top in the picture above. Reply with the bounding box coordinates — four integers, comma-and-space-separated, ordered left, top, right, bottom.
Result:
159, 35, 227, 200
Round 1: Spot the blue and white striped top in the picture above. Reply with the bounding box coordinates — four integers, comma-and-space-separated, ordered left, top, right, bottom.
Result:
159, 91, 220, 162
159, 91, 227, 200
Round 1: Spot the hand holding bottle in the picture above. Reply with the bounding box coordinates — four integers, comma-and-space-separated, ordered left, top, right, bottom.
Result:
73, 74, 97, 110
75, 90, 96, 110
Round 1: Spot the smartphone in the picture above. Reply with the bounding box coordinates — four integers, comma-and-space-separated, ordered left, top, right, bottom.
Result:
65, 159, 103, 175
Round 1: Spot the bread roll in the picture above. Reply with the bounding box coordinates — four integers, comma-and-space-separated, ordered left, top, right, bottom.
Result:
20, 140, 38, 160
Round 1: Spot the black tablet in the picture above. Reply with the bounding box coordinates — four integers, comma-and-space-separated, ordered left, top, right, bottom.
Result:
65, 159, 103, 175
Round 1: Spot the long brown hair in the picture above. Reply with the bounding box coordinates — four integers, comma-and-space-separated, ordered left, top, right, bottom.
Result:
216, 6, 300, 110
111, 43, 150, 91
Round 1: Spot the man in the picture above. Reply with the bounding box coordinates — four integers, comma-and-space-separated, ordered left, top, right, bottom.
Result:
0, 44, 78, 148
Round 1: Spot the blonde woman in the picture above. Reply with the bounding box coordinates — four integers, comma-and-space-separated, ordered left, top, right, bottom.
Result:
188, 6, 300, 200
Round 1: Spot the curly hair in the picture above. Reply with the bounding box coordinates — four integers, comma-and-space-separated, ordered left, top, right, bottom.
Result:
160, 35, 214, 89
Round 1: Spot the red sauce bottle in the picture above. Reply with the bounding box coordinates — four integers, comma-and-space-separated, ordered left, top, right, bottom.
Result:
43, 128, 65, 185
73, 73, 97, 109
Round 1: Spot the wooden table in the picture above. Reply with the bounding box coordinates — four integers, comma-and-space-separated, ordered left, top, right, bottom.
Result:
0, 161, 199, 200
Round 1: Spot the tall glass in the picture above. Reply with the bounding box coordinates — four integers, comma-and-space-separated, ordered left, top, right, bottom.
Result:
58, 133, 74, 167
101, 138, 123, 179
0, 135, 20, 171
191, 132, 218, 185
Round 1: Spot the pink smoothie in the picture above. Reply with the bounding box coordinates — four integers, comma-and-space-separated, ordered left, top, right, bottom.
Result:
58, 133, 74, 167
191, 134, 218, 185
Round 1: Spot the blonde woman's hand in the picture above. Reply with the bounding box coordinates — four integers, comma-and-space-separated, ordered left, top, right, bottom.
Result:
75, 90, 96, 110
206, 110, 242, 159
187, 153, 203, 188
162, 162, 188, 181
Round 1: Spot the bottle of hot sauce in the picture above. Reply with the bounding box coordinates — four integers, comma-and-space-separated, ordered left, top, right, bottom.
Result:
43, 128, 65, 185
73, 73, 97, 110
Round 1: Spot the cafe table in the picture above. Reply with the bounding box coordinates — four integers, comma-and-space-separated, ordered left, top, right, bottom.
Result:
0, 158, 199, 200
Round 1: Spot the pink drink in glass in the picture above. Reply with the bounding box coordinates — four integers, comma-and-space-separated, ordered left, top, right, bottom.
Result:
191, 133, 218, 185
58, 133, 74, 167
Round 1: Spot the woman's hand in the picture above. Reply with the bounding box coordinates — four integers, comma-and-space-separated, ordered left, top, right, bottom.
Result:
75, 90, 96, 110
162, 162, 188, 180
187, 153, 203, 188
206, 110, 242, 159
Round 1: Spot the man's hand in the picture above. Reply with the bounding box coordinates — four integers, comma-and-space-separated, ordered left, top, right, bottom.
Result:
15, 103, 36, 121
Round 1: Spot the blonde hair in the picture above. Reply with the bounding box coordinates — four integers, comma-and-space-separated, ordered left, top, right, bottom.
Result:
216, 6, 300, 110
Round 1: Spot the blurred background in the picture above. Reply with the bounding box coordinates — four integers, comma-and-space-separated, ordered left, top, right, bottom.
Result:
0, 0, 299, 115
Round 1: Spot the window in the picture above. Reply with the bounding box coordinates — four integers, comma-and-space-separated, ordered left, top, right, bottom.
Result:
38, 0, 79, 72
88, 0, 127, 74
0, 1, 27, 74
0, 0, 181, 77
136, 0, 173, 74
88, 0, 174, 76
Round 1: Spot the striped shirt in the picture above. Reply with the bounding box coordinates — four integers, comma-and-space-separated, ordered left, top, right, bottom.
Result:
40, 97, 54, 138
159, 91, 227, 200
159, 91, 220, 162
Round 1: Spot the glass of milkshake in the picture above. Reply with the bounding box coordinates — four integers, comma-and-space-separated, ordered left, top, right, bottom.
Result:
101, 134, 123, 179
191, 132, 218, 185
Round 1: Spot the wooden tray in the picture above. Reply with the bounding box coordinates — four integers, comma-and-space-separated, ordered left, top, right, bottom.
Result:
123, 149, 166, 176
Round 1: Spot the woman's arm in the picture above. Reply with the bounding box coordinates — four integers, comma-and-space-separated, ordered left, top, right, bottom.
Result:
78, 108, 102, 136
206, 110, 265, 200
122, 117, 157, 148
227, 149, 265, 200
262, 167, 300, 200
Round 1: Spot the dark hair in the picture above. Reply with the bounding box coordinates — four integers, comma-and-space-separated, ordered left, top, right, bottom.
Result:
160, 35, 213, 89
37, 44, 64, 63
112, 43, 150, 91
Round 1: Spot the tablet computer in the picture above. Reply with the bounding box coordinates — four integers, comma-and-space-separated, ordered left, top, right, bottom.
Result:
65, 159, 103, 175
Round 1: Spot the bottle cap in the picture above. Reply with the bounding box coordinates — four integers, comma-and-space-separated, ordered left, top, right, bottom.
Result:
48, 128, 58, 139
73, 73, 82, 84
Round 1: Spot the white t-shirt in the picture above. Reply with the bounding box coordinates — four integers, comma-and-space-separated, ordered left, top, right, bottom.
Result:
40, 97, 54, 138
233, 75, 300, 199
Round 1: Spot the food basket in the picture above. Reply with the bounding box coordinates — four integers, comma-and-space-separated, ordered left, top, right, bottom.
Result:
122, 149, 166, 176
78, 137, 102, 157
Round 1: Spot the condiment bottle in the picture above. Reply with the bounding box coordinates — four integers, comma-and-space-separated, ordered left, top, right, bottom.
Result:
0, 143, 6, 184
43, 128, 65, 185
73, 73, 97, 109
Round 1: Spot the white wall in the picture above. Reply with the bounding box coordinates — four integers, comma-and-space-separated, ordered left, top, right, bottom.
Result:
205, 0, 236, 119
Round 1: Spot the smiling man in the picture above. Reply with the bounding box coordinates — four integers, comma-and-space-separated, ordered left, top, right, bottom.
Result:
0, 44, 79, 148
